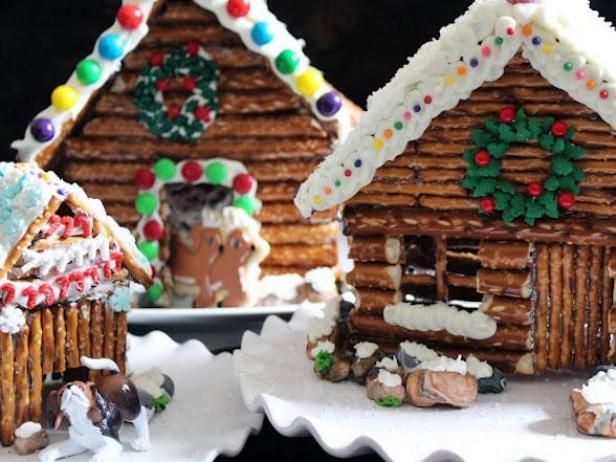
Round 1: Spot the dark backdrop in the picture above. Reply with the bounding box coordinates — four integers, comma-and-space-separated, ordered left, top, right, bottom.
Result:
1, 0, 615, 161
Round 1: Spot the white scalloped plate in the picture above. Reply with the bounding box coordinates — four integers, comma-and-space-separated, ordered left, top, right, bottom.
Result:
1, 331, 263, 462
234, 305, 616, 462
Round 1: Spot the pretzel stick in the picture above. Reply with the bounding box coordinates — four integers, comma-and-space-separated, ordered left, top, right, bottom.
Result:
41, 308, 54, 375
1, 333, 15, 446
534, 245, 549, 373
28, 312, 43, 423
104, 307, 115, 361
435, 237, 448, 302
64, 305, 80, 369
54, 306, 66, 373
587, 247, 603, 367
476, 269, 533, 299
91, 301, 104, 359
478, 241, 532, 270
347, 264, 402, 290
479, 296, 532, 326
348, 236, 404, 264
601, 248, 613, 363
78, 301, 91, 358
355, 289, 402, 314
548, 245, 563, 370
560, 246, 575, 368
14, 326, 30, 428
573, 246, 590, 369
115, 313, 128, 375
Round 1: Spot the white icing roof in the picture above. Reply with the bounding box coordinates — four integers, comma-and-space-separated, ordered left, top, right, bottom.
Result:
0, 162, 152, 283
13, 0, 352, 165
295, 0, 616, 217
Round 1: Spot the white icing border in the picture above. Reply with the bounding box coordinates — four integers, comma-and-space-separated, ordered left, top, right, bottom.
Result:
295, 0, 616, 216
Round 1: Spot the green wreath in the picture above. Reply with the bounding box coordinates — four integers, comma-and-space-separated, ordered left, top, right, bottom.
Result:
462, 107, 586, 226
134, 42, 220, 143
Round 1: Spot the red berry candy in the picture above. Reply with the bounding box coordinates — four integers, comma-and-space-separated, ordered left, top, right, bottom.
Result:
186, 41, 200, 56
150, 52, 164, 67
117, 4, 144, 30
184, 77, 197, 91
499, 106, 516, 123
167, 105, 181, 120
480, 197, 496, 213
194, 106, 211, 122
182, 160, 202, 182
474, 150, 491, 167
134, 169, 155, 189
156, 79, 169, 92
143, 220, 164, 241
558, 191, 576, 209
233, 173, 254, 194
528, 181, 544, 197
551, 120, 569, 137
227, 0, 250, 17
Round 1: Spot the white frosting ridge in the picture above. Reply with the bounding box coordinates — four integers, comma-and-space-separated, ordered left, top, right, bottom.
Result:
417, 356, 467, 375
375, 356, 399, 373
15, 422, 43, 439
466, 354, 493, 379
310, 340, 335, 358
0, 307, 26, 334
377, 369, 402, 388
400, 341, 439, 363
304, 267, 337, 294
354, 342, 379, 359
307, 296, 340, 342
582, 369, 616, 405
384, 302, 497, 340
295, 0, 616, 216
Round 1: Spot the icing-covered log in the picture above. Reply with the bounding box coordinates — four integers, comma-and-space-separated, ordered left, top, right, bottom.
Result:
476, 269, 532, 298
264, 245, 337, 268
348, 236, 404, 264
15, 328, 29, 428
123, 46, 267, 70
65, 137, 332, 162
348, 313, 532, 351
478, 241, 532, 270
54, 307, 66, 373
347, 264, 402, 290
261, 224, 338, 245
66, 305, 80, 369
28, 313, 43, 423
479, 296, 532, 326
571, 390, 616, 438
356, 289, 401, 313
1, 333, 15, 446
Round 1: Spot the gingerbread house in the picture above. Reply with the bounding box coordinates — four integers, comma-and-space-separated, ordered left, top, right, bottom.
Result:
0, 162, 152, 446
12, 0, 358, 306
296, 0, 616, 375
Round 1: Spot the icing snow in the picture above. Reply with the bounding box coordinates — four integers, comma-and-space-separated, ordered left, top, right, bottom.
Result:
416, 356, 467, 375
377, 369, 402, 388
466, 354, 493, 379
15, 421, 42, 439
310, 340, 335, 358
0, 307, 26, 334
582, 369, 616, 404
375, 356, 399, 372
400, 341, 440, 364
354, 342, 379, 359
307, 297, 340, 342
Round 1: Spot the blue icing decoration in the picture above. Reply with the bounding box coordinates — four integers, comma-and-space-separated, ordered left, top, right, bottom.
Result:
0, 173, 46, 249
109, 286, 133, 312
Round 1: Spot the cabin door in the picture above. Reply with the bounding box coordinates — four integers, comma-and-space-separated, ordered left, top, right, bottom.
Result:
532, 244, 613, 373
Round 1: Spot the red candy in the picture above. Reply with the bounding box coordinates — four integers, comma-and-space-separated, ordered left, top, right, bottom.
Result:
135, 169, 156, 190
474, 150, 491, 167
144, 220, 164, 241
528, 181, 544, 198
22, 286, 39, 309
56, 276, 70, 300
227, 0, 250, 17
75, 214, 92, 237
186, 41, 200, 56
1, 283, 15, 304
183, 77, 197, 91
111, 252, 125, 270
480, 197, 496, 213
150, 52, 164, 67
38, 284, 55, 305
100, 261, 113, 279
233, 173, 254, 194
86, 267, 100, 284
558, 191, 576, 209
181, 161, 203, 182
167, 105, 181, 120
61, 216, 74, 238
45, 214, 62, 237
156, 79, 169, 92
499, 106, 516, 123
117, 4, 144, 30
194, 106, 211, 122
551, 120, 569, 137
70, 272, 85, 292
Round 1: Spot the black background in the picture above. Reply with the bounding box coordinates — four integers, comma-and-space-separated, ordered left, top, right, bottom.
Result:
2, 1, 616, 460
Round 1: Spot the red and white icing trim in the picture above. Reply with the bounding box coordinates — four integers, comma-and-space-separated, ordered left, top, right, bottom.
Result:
0, 251, 124, 310
41, 213, 93, 240
295, 0, 616, 216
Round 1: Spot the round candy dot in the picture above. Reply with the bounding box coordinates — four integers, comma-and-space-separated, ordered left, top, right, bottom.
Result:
227, 0, 250, 18
424, 95, 433, 104
576, 70, 586, 80
558, 191, 576, 209
51, 85, 79, 111
532, 36, 542, 46
457, 66, 467, 76
143, 220, 164, 241
316, 91, 342, 117
334, 180, 341, 187
251, 22, 274, 46
403, 112, 412, 121
373, 139, 384, 150
135, 193, 158, 216
154, 158, 176, 180
186, 41, 200, 56
445, 75, 456, 86
138, 240, 159, 262
586, 79, 597, 90
563, 62, 574, 72
275, 50, 300, 75
522, 24, 533, 37
394, 121, 404, 131
147, 282, 164, 302
30, 118, 55, 142
205, 162, 228, 184
194, 106, 211, 122
413, 104, 422, 113
506, 27, 515, 36
295, 68, 324, 97
234, 195, 258, 215
495, 36, 504, 46
134, 169, 155, 189
232, 173, 254, 194
324, 187, 332, 196
527, 181, 544, 198
383, 129, 393, 139
183, 77, 197, 91
551, 120, 569, 137
474, 150, 491, 167
167, 105, 181, 120
312, 195, 322, 206
181, 160, 202, 182
156, 79, 169, 92
98, 34, 124, 60
600, 89, 610, 100
116, 4, 144, 30
542, 44, 553, 55
470, 58, 479, 68
499, 106, 516, 123
344, 169, 352, 177
482, 46, 492, 57
480, 197, 495, 213
76, 59, 102, 85
354, 159, 362, 168
150, 52, 165, 67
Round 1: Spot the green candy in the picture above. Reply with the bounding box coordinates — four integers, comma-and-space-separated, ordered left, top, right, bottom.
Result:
138, 240, 159, 261
147, 282, 164, 302
135, 193, 158, 215
394, 121, 404, 131
154, 158, 176, 180
494, 36, 504, 46
275, 50, 300, 75
76, 59, 102, 85
233, 195, 257, 215
205, 161, 228, 184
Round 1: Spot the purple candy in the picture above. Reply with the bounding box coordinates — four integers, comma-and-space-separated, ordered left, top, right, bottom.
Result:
30, 118, 55, 142
316, 91, 342, 117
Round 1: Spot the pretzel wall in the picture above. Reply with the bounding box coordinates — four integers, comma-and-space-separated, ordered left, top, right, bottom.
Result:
0, 301, 126, 446
57, 0, 342, 274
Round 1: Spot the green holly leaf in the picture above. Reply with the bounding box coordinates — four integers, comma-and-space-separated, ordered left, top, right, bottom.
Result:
484, 117, 500, 134
552, 157, 573, 176
541, 116, 555, 131
564, 143, 586, 160
472, 129, 494, 148
503, 209, 516, 224
539, 133, 555, 151
552, 138, 566, 154
510, 195, 527, 217
496, 180, 515, 194
494, 191, 510, 211
514, 127, 532, 142
544, 177, 560, 191
473, 178, 497, 197
528, 117, 542, 138
477, 160, 501, 178
487, 143, 508, 159
572, 168, 585, 182
565, 127, 576, 141
516, 107, 528, 121
498, 124, 516, 143
541, 193, 560, 219
463, 150, 476, 164
559, 176, 579, 194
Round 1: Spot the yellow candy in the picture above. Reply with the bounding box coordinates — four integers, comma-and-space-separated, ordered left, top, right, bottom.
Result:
373, 138, 384, 151
295, 68, 323, 97
542, 44, 554, 55
313, 194, 323, 205
445, 75, 456, 86
51, 85, 79, 111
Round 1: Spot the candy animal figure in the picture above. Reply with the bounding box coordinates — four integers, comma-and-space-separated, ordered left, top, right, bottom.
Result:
39, 357, 150, 462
